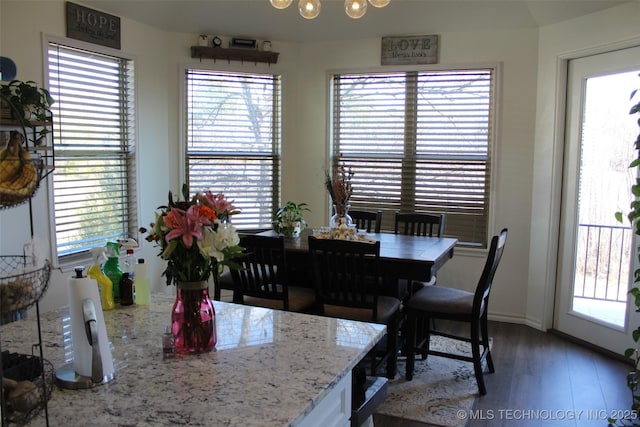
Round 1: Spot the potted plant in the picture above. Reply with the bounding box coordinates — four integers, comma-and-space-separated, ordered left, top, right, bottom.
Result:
0, 80, 54, 142
613, 75, 640, 426
273, 201, 310, 238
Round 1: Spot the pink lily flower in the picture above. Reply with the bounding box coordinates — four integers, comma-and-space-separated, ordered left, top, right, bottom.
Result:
200, 191, 237, 217
164, 206, 209, 248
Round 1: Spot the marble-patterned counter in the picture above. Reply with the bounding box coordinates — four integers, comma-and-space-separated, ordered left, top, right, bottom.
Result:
1, 294, 385, 426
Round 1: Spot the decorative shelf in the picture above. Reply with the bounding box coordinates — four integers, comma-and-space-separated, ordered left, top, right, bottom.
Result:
191, 46, 279, 65
0, 118, 50, 128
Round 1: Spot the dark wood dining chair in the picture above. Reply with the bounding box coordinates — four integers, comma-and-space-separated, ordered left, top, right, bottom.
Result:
393, 212, 447, 359
214, 228, 273, 301
308, 235, 401, 379
231, 234, 316, 312
404, 228, 508, 395
394, 211, 445, 238
393, 211, 446, 299
349, 209, 382, 233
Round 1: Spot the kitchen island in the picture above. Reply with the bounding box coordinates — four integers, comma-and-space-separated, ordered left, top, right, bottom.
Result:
0, 293, 385, 426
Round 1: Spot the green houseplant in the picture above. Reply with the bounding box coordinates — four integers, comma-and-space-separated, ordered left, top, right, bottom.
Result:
613, 75, 640, 426
273, 201, 310, 238
0, 80, 54, 142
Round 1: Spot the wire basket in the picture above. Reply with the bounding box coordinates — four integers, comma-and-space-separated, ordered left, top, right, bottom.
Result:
1, 352, 54, 425
0, 156, 44, 210
0, 256, 50, 315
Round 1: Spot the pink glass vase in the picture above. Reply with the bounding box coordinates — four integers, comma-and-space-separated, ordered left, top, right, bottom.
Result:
171, 281, 217, 354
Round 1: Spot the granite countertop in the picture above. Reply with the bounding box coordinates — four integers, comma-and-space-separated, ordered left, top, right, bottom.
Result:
0, 293, 385, 426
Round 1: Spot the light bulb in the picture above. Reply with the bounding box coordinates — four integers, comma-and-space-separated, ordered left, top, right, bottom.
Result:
270, 0, 293, 9
299, 0, 321, 19
368, 0, 390, 7
345, 0, 367, 19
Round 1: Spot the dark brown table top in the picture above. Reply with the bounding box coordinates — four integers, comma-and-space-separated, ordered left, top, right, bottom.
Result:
258, 229, 458, 281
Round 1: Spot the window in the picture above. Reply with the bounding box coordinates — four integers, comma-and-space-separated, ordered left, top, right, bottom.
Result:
331, 69, 495, 247
47, 41, 137, 264
185, 69, 281, 230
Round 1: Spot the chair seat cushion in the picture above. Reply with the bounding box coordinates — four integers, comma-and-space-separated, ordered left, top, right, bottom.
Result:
244, 285, 316, 312
407, 285, 476, 315
324, 296, 401, 323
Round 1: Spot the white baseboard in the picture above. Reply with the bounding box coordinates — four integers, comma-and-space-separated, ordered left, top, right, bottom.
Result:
487, 312, 545, 331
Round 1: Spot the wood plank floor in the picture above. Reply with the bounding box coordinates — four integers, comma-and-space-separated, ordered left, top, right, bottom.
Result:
373, 321, 633, 427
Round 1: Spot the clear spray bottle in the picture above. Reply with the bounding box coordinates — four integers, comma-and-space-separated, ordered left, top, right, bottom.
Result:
87, 247, 115, 310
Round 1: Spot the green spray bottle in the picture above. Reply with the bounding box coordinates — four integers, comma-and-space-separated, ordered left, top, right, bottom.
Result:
103, 241, 123, 303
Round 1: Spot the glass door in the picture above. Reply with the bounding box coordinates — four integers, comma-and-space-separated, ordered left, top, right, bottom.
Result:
555, 46, 640, 354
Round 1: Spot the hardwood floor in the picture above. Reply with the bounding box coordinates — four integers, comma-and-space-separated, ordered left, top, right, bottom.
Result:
373, 321, 633, 427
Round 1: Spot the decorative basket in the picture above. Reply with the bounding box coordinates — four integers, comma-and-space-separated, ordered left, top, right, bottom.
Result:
1, 352, 54, 425
0, 155, 44, 210
0, 256, 50, 315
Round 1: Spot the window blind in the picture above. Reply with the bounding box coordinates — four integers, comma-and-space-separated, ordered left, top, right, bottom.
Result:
186, 69, 281, 230
332, 69, 494, 246
48, 42, 137, 261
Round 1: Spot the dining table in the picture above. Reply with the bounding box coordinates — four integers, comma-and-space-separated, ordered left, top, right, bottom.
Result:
257, 228, 458, 296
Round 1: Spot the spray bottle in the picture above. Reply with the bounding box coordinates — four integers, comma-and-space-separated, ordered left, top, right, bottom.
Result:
103, 242, 123, 303
88, 247, 115, 310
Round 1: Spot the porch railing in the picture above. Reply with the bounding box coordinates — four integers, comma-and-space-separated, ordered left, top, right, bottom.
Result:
574, 223, 632, 303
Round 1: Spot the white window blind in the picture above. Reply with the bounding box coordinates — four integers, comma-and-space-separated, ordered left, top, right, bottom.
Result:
48, 42, 137, 262
186, 69, 281, 230
332, 69, 494, 247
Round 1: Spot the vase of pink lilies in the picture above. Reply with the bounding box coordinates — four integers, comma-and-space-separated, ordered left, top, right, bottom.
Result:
142, 184, 243, 353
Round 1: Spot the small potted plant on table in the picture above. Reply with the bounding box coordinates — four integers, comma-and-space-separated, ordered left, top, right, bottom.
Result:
273, 201, 310, 238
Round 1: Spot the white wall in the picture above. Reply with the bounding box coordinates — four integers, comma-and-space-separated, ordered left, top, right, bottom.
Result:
284, 30, 539, 325
0, 0, 173, 311
529, 1, 640, 330
4, 0, 635, 329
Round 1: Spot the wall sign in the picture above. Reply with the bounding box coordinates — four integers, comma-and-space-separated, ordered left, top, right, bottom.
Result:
66, 2, 121, 50
381, 35, 439, 66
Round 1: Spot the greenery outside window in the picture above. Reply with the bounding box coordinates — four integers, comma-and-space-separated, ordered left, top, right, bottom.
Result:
185, 69, 281, 230
331, 68, 495, 247
47, 40, 137, 265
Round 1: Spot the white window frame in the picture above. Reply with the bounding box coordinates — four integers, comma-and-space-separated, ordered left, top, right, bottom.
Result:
329, 64, 500, 248
45, 35, 138, 268
182, 65, 282, 230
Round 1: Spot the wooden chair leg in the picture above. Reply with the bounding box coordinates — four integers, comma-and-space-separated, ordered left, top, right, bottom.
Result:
470, 321, 486, 396
481, 311, 495, 373
405, 314, 417, 380
386, 313, 399, 379
420, 317, 431, 360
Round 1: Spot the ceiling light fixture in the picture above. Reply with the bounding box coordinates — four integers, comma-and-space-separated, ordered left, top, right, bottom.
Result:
298, 0, 321, 19
345, 0, 367, 19
368, 0, 390, 7
271, 0, 390, 20
270, 0, 293, 9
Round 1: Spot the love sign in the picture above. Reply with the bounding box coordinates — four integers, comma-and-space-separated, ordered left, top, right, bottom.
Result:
381, 35, 439, 66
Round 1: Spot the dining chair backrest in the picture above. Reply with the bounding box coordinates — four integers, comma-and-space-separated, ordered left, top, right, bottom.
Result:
473, 228, 508, 315
349, 209, 382, 233
394, 212, 445, 237
308, 236, 382, 318
403, 228, 507, 393
231, 234, 289, 308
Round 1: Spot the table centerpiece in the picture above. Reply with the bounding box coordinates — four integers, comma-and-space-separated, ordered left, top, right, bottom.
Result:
325, 163, 354, 228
